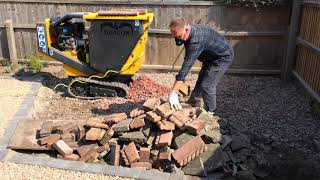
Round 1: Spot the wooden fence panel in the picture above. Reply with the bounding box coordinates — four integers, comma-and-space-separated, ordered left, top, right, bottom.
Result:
0, 1, 290, 73
293, 2, 320, 102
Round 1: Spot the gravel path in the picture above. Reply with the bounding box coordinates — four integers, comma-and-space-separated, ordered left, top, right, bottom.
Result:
0, 77, 132, 180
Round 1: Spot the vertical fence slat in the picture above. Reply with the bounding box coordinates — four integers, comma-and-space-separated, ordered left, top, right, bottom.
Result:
282, 0, 302, 81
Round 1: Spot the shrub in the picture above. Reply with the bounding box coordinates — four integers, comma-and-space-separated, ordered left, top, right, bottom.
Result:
29, 54, 43, 72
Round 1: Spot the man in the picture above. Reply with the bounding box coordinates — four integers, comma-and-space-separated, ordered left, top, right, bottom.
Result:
168, 17, 234, 115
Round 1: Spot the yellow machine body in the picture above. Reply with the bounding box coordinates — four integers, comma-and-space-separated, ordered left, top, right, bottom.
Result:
37, 10, 154, 77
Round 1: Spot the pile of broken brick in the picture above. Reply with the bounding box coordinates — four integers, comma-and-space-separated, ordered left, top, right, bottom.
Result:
37, 97, 255, 178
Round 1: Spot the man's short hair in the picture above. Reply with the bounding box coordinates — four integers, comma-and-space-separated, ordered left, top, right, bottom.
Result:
169, 17, 187, 30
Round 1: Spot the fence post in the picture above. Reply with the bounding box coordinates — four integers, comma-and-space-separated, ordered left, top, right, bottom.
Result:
5, 19, 18, 68
281, 0, 302, 82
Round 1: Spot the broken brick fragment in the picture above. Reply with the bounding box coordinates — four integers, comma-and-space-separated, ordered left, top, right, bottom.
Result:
139, 147, 151, 162
39, 121, 53, 138
77, 144, 98, 157
159, 151, 171, 161
130, 115, 146, 129
186, 119, 205, 135
85, 122, 109, 129
155, 102, 176, 118
155, 131, 173, 147
171, 111, 192, 123
131, 162, 152, 170
64, 141, 80, 151
55, 123, 77, 135
78, 145, 99, 162
145, 111, 161, 123
129, 108, 145, 118
112, 118, 132, 132
57, 154, 79, 161
105, 113, 127, 123
119, 131, 147, 144
61, 133, 76, 142
156, 120, 175, 131
172, 136, 207, 166
86, 128, 104, 141
52, 140, 74, 157
179, 83, 190, 96
39, 134, 61, 146
143, 97, 161, 112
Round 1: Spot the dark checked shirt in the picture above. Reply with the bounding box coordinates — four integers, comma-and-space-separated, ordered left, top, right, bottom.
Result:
176, 24, 234, 81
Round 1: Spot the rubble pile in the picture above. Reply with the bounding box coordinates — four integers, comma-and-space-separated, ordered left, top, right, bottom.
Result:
128, 76, 170, 101
37, 97, 257, 178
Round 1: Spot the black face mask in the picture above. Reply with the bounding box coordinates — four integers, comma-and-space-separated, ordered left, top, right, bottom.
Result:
175, 38, 185, 46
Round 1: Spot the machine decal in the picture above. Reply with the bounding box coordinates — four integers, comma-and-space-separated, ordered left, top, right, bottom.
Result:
37, 24, 48, 53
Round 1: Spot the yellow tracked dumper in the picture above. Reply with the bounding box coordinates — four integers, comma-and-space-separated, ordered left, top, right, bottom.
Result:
36, 9, 154, 99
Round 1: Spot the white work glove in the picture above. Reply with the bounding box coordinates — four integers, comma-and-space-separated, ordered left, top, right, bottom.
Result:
168, 91, 182, 111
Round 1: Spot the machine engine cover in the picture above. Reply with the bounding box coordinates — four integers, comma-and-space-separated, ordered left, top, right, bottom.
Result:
89, 20, 143, 73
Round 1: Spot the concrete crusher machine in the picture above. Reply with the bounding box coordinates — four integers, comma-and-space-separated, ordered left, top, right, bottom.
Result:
36, 9, 154, 99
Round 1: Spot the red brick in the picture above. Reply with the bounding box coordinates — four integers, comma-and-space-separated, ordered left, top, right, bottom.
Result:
124, 142, 140, 164
129, 108, 145, 118
130, 116, 145, 129
39, 121, 53, 137
131, 162, 152, 170
112, 118, 132, 132
186, 119, 205, 135
85, 122, 109, 129
143, 97, 161, 112
64, 141, 80, 151
159, 151, 171, 161
61, 133, 76, 142
155, 131, 173, 147
156, 120, 175, 131
52, 140, 74, 157
39, 134, 61, 146
110, 144, 120, 166
145, 111, 161, 123
76, 144, 98, 157
55, 123, 77, 135
172, 136, 207, 166
121, 150, 130, 166
179, 83, 190, 96
169, 111, 192, 130
168, 115, 185, 130
86, 128, 104, 141
155, 102, 176, 118
78, 148, 98, 162
105, 113, 127, 123
57, 154, 79, 161
139, 147, 150, 162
